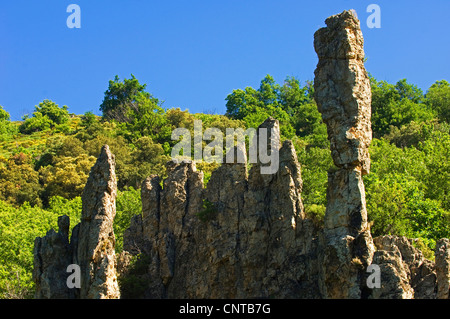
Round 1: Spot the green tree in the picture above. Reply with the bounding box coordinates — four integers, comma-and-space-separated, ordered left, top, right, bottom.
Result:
35, 100, 69, 125
100, 75, 156, 122
0, 106, 18, 141
19, 100, 69, 134
426, 80, 450, 123
39, 154, 97, 202
114, 187, 142, 253
364, 137, 450, 250
118, 94, 172, 144
225, 75, 295, 138
370, 77, 436, 137
125, 136, 169, 188
0, 153, 42, 207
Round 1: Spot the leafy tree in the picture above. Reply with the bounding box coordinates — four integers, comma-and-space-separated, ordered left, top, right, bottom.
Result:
114, 187, 142, 253
0, 106, 18, 141
80, 111, 98, 127
279, 76, 312, 116
19, 100, 69, 134
118, 94, 172, 144
34, 100, 69, 125
126, 136, 169, 188
426, 80, 450, 123
364, 137, 450, 248
100, 75, 156, 122
385, 120, 449, 149
225, 75, 296, 138
296, 143, 334, 209
0, 153, 42, 207
394, 78, 424, 103
370, 77, 435, 137
39, 154, 97, 201
0, 105, 9, 122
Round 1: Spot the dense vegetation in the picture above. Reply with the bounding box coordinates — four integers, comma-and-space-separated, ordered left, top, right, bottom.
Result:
0, 74, 448, 298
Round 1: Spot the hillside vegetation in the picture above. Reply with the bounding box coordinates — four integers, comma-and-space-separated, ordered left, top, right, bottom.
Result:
0, 75, 449, 298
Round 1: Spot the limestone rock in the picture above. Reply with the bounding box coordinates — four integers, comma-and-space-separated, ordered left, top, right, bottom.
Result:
314, 10, 372, 174
123, 119, 322, 298
33, 215, 73, 299
370, 249, 414, 299
77, 145, 120, 299
435, 238, 450, 299
314, 10, 374, 299
33, 145, 120, 299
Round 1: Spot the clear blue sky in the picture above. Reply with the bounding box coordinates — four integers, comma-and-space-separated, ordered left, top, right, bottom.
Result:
0, 0, 449, 121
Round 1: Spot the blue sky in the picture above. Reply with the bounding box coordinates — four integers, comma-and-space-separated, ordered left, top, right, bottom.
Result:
0, 0, 449, 121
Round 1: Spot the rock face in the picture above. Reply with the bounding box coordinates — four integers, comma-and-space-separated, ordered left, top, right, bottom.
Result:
33, 215, 74, 299
314, 10, 372, 175
123, 118, 321, 298
75, 144, 120, 299
33, 145, 120, 299
435, 239, 450, 299
314, 10, 374, 299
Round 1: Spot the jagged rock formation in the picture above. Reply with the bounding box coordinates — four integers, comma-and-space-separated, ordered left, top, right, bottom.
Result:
314, 9, 375, 299
371, 236, 432, 299
33, 10, 450, 300
33, 145, 120, 299
33, 215, 74, 299
123, 118, 321, 298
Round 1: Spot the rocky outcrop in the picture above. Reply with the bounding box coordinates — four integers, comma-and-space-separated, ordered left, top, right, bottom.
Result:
435, 239, 450, 299
33, 145, 120, 299
33, 215, 74, 299
75, 144, 120, 299
314, 10, 374, 299
313, 10, 372, 175
370, 236, 427, 299
33, 10, 450, 300
123, 118, 321, 298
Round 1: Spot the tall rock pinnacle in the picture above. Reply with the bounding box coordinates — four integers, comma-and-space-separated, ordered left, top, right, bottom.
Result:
313, 10, 375, 298
33, 145, 120, 299
76, 145, 120, 299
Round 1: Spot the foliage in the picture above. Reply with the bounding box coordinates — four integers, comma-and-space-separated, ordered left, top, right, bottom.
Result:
426, 80, 450, 124
0, 106, 18, 141
225, 75, 298, 139
0, 197, 81, 298
370, 77, 436, 137
296, 143, 334, 208
196, 199, 217, 222
39, 154, 96, 203
115, 187, 142, 253
364, 138, 450, 246
117, 253, 151, 299
19, 100, 70, 134
0, 153, 42, 207
100, 74, 156, 123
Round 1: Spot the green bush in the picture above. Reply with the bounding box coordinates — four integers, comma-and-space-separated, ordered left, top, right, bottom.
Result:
19, 100, 70, 134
